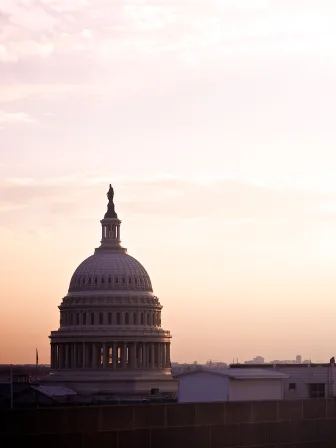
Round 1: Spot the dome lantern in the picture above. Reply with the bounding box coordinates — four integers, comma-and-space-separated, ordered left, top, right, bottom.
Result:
97, 183, 125, 253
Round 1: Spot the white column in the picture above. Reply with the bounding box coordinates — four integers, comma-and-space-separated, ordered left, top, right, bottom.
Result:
73, 344, 77, 369
103, 343, 107, 368
131, 342, 137, 369
166, 343, 170, 368
158, 344, 162, 368
121, 342, 127, 369
112, 342, 117, 369
143, 343, 147, 369
82, 343, 86, 368
56, 344, 59, 369
58, 345, 62, 369
54, 344, 57, 369
156, 344, 160, 369
151, 343, 155, 369
50, 344, 54, 369
92, 343, 97, 368
139, 343, 143, 369
65, 344, 69, 369
162, 343, 166, 369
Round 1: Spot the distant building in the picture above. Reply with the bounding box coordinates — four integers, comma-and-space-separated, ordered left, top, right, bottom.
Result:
177, 369, 288, 403
171, 361, 229, 377
229, 361, 336, 399
171, 363, 202, 376
205, 360, 229, 369
245, 356, 265, 365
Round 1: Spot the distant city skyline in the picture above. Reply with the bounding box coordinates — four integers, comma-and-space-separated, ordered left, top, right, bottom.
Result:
2, 1, 336, 364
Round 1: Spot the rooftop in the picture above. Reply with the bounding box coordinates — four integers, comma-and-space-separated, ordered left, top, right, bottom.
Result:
178, 368, 288, 380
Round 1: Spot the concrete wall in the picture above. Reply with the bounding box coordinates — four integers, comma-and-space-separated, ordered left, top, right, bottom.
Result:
178, 371, 229, 402
229, 379, 283, 401
2, 399, 336, 447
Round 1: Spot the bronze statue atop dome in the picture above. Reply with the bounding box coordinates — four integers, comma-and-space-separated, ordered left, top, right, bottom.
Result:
107, 184, 114, 202
104, 184, 118, 218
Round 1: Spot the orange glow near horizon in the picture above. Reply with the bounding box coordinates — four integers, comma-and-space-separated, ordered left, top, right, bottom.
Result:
2, 1, 336, 365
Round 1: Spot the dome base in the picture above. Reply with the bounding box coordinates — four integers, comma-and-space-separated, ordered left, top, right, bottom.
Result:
43, 369, 177, 396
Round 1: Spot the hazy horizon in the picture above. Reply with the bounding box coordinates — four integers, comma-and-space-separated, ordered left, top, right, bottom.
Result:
2, 0, 336, 365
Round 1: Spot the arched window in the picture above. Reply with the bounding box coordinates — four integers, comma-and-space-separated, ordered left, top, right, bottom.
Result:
141, 313, 144, 325
116, 313, 121, 325
76, 313, 80, 325
125, 313, 129, 325
133, 313, 137, 325
108, 277, 112, 284
88, 278, 92, 285
70, 313, 73, 325
152, 313, 154, 325
128, 277, 132, 284
147, 313, 150, 325
99, 312, 103, 325
83, 313, 87, 325
108, 312, 112, 324
94, 278, 98, 285
90, 313, 94, 325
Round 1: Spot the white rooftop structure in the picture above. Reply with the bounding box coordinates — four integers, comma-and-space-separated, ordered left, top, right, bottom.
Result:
46, 184, 177, 396
229, 362, 336, 399
178, 368, 288, 403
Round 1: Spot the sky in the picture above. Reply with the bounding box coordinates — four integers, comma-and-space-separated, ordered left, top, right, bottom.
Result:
1, 0, 336, 364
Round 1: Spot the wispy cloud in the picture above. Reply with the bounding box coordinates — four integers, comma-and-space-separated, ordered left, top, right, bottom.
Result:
2, 0, 335, 65
0, 175, 335, 225
0, 111, 36, 123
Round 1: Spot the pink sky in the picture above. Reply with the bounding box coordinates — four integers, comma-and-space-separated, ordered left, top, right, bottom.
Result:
1, 0, 336, 364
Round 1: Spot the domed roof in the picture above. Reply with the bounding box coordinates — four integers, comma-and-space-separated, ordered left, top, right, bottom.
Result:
68, 252, 153, 293
68, 184, 154, 294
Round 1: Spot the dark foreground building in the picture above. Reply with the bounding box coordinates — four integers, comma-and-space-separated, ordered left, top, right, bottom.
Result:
1, 399, 336, 447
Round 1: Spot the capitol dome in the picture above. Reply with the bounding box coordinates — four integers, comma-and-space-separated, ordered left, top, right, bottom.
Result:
68, 252, 153, 293
48, 183, 176, 397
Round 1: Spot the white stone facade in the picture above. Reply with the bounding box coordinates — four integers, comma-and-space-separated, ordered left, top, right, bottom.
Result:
47, 185, 177, 396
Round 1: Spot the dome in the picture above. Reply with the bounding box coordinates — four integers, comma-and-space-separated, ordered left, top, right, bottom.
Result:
68, 251, 153, 293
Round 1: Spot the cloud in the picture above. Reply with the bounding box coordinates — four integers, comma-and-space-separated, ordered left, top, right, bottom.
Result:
0, 111, 36, 123
0, 0, 335, 112
1, 0, 334, 66
0, 175, 335, 226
